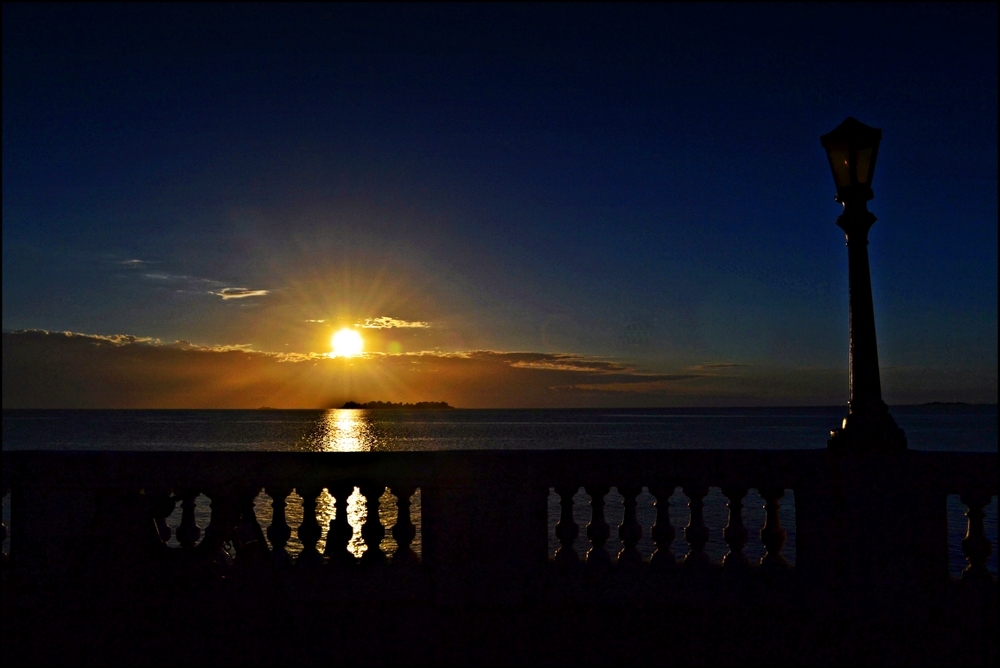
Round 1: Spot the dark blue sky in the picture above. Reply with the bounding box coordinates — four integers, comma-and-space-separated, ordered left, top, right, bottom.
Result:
3, 4, 996, 406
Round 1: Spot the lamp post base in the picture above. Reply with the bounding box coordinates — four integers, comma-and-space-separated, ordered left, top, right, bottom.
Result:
828, 401, 907, 455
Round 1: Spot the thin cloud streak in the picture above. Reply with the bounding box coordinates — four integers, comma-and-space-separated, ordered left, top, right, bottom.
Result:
124, 266, 271, 301
359, 317, 430, 329
211, 287, 271, 300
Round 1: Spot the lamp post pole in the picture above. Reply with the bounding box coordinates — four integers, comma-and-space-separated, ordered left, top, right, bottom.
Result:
822, 118, 906, 455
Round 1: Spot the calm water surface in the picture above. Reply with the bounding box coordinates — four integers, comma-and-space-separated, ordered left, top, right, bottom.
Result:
4, 405, 996, 452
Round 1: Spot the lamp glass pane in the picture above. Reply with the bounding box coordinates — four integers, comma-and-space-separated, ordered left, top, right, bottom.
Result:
826, 144, 851, 188
855, 147, 873, 184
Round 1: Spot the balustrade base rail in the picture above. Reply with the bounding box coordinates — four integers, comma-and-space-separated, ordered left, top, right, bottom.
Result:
2, 580, 995, 665
2, 449, 997, 665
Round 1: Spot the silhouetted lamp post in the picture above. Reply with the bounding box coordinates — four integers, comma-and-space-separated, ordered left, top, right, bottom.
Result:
821, 117, 906, 454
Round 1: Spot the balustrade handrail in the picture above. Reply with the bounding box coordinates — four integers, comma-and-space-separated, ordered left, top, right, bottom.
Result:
4, 448, 995, 489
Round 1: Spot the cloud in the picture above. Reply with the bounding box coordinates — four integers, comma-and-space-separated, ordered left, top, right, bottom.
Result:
211, 287, 271, 300
131, 269, 274, 300
118, 262, 272, 301
9, 329, 987, 409
1, 330, 724, 408
59, 331, 160, 346
358, 317, 430, 329
141, 272, 226, 288
143, 272, 186, 281
690, 363, 752, 370
554, 377, 702, 394
486, 352, 631, 374
305, 319, 327, 323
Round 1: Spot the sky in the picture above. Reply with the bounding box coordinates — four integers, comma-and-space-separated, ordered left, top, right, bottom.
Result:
3, 4, 997, 408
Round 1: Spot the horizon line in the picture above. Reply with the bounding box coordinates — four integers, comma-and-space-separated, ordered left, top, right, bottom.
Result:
3, 403, 996, 411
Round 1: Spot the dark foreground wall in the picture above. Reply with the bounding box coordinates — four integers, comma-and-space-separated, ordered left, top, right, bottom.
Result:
2, 450, 996, 665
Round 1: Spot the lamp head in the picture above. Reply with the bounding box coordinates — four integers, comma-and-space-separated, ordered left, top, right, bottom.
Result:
820, 117, 882, 204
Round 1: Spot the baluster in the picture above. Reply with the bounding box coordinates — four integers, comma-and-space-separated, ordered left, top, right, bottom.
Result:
149, 493, 176, 543
1, 484, 7, 560
722, 486, 749, 569
176, 490, 201, 549
683, 485, 710, 567
359, 483, 386, 566
554, 485, 580, 566
325, 482, 357, 566
391, 485, 419, 567
584, 484, 611, 570
617, 485, 643, 569
228, 487, 274, 587
234, 487, 267, 549
265, 486, 293, 568
96, 488, 160, 556
960, 493, 995, 586
200, 489, 240, 568
649, 484, 677, 569
296, 485, 324, 569
758, 486, 788, 570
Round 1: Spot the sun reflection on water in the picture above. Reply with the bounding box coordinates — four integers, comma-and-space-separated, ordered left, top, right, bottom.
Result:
305, 409, 370, 451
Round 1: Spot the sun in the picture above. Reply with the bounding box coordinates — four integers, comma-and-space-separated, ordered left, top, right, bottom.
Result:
331, 328, 363, 357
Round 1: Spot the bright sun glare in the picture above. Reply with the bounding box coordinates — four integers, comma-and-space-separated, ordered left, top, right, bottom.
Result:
331, 328, 363, 357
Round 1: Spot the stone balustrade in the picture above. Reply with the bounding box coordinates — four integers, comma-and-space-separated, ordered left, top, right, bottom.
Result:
1, 450, 996, 607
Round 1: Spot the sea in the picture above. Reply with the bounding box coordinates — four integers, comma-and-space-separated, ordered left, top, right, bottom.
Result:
3, 404, 997, 576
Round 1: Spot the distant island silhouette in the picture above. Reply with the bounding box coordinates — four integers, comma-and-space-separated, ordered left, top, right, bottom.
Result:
341, 401, 454, 409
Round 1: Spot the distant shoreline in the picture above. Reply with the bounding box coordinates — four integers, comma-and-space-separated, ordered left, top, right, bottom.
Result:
340, 401, 454, 410
2, 404, 995, 412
